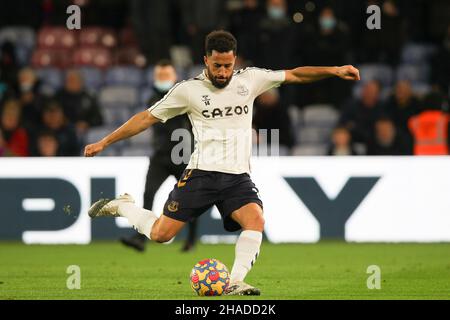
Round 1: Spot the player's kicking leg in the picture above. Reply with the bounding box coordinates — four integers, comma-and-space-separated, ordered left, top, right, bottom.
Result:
224, 203, 264, 296
88, 193, 185, 242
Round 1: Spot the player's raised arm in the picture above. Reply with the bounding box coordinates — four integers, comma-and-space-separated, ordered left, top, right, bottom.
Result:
84, 110, 159, 157
284, 65, 360, 84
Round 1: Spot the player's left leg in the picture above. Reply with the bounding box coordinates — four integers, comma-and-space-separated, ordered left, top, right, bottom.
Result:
225, 203, 264, 295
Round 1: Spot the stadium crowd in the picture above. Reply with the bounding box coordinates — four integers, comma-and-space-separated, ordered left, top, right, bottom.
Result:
0, 0, 449, 157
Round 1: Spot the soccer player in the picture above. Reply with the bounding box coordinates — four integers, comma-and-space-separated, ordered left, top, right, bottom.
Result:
85, 30, 360, 295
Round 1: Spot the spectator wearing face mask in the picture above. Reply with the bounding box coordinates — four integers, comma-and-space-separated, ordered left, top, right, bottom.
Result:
253, 0, 296, 70
298, 6, 352, 107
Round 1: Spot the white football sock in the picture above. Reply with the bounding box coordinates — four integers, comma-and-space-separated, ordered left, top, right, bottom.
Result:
117, 202, 157, 240
230, 230, 262, 283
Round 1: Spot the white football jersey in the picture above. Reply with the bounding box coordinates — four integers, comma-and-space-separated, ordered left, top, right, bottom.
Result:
148, 67, 285, 174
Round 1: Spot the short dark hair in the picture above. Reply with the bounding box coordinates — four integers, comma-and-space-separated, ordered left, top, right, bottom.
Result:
205, 30, 237, 56
155, 59, 173, 67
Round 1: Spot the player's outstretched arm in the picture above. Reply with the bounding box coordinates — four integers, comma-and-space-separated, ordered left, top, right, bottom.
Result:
284, 65, 360, 84
84, 110, 159, 157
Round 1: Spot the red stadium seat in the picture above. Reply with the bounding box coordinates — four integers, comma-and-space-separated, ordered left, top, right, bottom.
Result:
114, 47, 146, 67
37, 27, 78, 49
79, 27, 117, 48
31, 48, 72, 69
119, 27, 139, 47
72, 47, 112, 69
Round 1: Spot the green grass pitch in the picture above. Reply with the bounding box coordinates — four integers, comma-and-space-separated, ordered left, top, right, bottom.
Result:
0, 242, 449, 300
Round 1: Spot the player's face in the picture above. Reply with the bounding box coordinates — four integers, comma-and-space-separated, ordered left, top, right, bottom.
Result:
204, 50, 236, 89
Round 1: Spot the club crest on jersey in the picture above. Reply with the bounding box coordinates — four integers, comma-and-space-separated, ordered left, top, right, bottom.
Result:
237, 85, 249, 96
202, 95, 211, 106
167, 201, 179, 212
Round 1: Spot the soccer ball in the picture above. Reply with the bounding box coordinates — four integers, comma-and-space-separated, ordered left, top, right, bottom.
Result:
190, 258, 230, 296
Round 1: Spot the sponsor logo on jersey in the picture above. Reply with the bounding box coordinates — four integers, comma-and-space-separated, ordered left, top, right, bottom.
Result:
201, 105, 249, 119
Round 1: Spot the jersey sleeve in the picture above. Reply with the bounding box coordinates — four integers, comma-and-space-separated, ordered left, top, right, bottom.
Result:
247, 68, 286, 97
147, 82, 190, 123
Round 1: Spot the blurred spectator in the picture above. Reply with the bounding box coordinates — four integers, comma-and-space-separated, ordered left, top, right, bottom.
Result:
367, 116, 412, 155
253, 88, 295, 151
253, 0, 295, 70
299, 6, 352, 106
34, 101, 80, 156
384, 80, 420, 132
130, 0, 173, 64
0, 99, 29, 156
327, 125, 358, 156
0, 42, 18, 92
229, 0, 264, 63
358, 0, 406, 66
35, 130, 59, 157
180, 0, 228, 64
339, 80, 384, 143
408, 91, 450, 155
431, 24, 450, 93
14, 68, 45, 129
55, 70, 103, 135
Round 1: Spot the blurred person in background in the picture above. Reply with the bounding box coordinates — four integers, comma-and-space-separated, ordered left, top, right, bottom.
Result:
367, 116, 412, 155
300, 6, 352, 106
180, 0, 228, 65
408, 91, 450, 155
339, 80, 384, 144
0, 99, 29, 157
0, 42, 18, 94
229, 0, 264, 64
327, 125, 358, 156
130, 0, 172, 64
358, 0, 406, 66
254, 0, 295, 70
14, 68, 45, 129
34, 130, 59, 157
431, 23, 450, 94
34, 101, 80, 156
55, 70, 103, 136
120, 60, 198, 253
253, 87, 295, 153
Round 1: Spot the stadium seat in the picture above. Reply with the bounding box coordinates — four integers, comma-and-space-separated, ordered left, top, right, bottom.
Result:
99, 85, 139, 107
302, 104, 339, 127
72, 47, 112, 69
297, 127, 333, 145
0, 26, 35, 49
114, 47, 146, 67
411, 82, 431, 97
121, 146, 153, 157
396, 64, 430, 83
187, 65, 205, 79
358, 64, 394, 87
401, 43, 436, 64
140, 87, 154, 105
101, 106, 133, 126
31, 48, 72, 69
287, 105, 302, 129
37, 27, 77, 49
292, 144, 328, 156
119, 27, 139, 47
35, 67, 64, 94
0, 27, 36, 66
128, 128, 153, 147
104, 66, 144, 87
77, 67, 104, 92
79, 27, 117, 48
